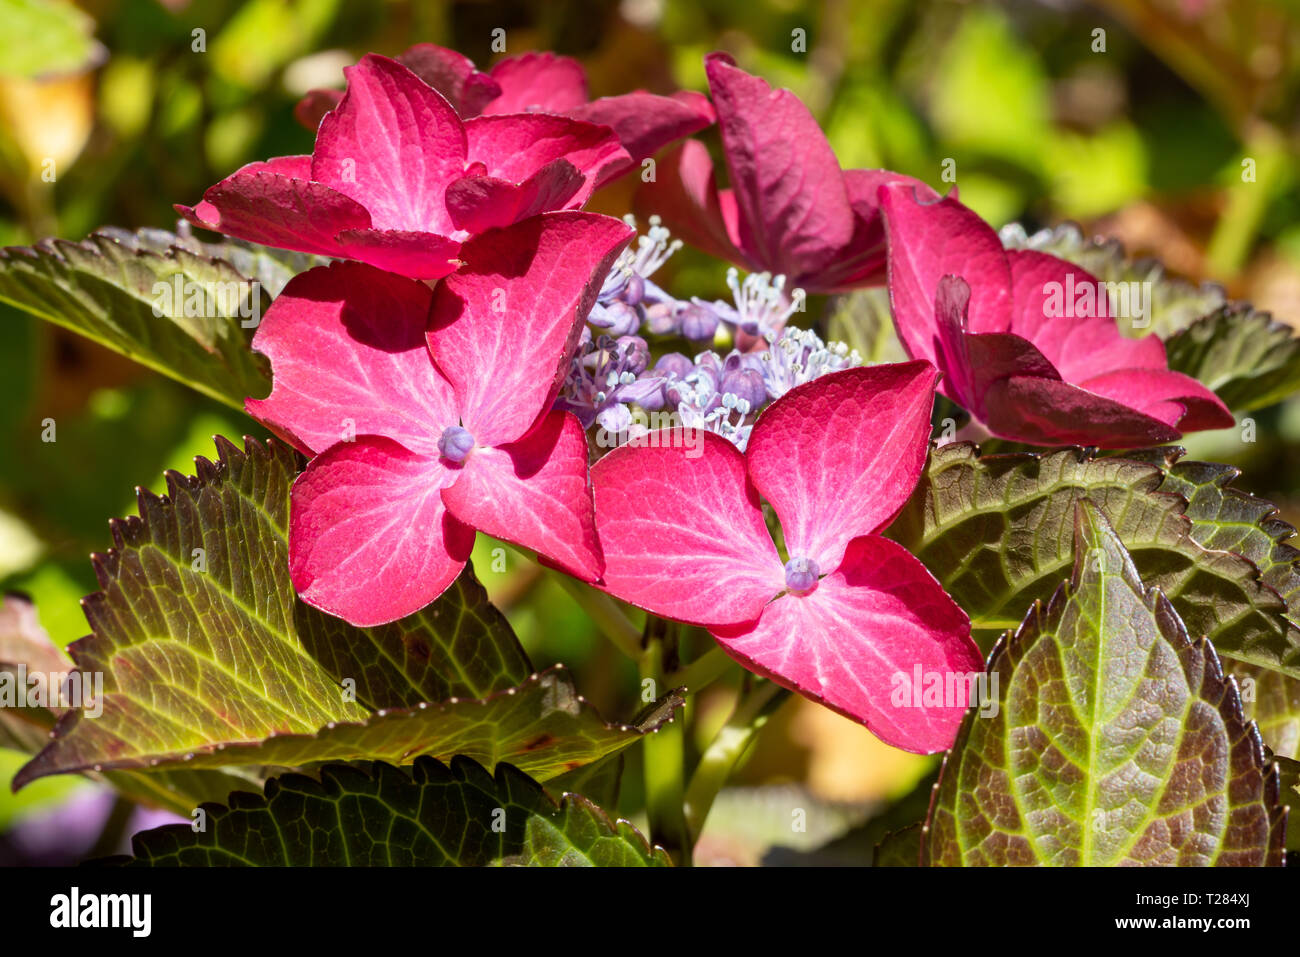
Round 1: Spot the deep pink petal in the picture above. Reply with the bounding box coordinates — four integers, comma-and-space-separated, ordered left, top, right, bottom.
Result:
176, 160, 370, 257
807, 169, 930, 292
1079, 368, 1234, 433
879, 182, 1013, 366
569, 89, 716, 166
312, 54, 466, 235
484, 52, 588, 114
591, 430, 786, 626
294, 89, 343, 131
464, 113, 631, 199
712, 536, 980, 753
289, 437, 474, 627
396, 43, 502, 116
427, 212, 633, 447
1007, 250, 1166, 382
981, 375, 1183, 447
634, 140, 749, 266
246, 262, 457, 458
330, 228, 462, 280
936, 275, 1063, 414
442, 410, 603, 581
706, 52, 853, 280
745, 363, 938, 572
444, 160, 585, 234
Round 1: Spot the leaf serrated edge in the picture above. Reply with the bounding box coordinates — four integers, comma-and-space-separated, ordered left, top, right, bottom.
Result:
921, 502, 1288, 866
18, 664, 686, 783
111, 755, 669, 866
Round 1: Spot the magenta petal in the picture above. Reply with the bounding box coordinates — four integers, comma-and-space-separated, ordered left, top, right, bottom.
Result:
806, 170, 931, 292
464, 113, 631, 199
177, 161, 371, 257
289, 437, 474, 627
428, 212, 633, 447
705, 52, 854, 281
330, 228, 462, 280
981, 375, 1183, 447
444, 161, 585, 234
245, 262, 457, 458
569, 89, 716, 166
746, 363, 938, 572
591, 431, 786, 626
484, 52, 588, 114
635, 140, 748, 267
442, 410, 603, 581
1007, 250, 1166, 382
711, 536, 980, 753
396, 43, 502, 116
1079, 368, 1234, 433
880, 182, 1013, 365
312, 54, 466, 235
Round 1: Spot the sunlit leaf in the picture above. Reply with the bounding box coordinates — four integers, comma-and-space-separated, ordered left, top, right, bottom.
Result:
0, 231, 273, 409
924, 502, 1286, 866
16, 437, 671, 787
888, 443, 1300, 677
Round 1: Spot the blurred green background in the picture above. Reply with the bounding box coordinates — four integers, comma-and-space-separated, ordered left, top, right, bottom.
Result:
1, 0, 1298, 864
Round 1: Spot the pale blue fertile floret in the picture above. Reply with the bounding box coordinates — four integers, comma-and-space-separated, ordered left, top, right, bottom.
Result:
437, 425, 475, 462
784, 557, 820, 595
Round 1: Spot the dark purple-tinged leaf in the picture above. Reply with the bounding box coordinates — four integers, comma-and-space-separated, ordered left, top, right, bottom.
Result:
888, 443, 1300, 677
924, 502, 1286, 866
111, 756, 670, 866
1133, 453, 1300, 626
16, 437, 668, 788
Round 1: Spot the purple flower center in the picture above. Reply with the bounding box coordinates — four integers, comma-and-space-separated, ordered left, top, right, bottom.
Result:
438, 425, 475, 463
784, 556, 820, 595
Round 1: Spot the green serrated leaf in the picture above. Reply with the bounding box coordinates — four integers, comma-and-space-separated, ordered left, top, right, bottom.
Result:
16, 437, 667, 787
29, 667, 682, 783
888, 443, 1300, 677
924, 501, 1286, 866
1163, 305, 1300, 413
112, 756, 670, 866
0, 231, 273, 409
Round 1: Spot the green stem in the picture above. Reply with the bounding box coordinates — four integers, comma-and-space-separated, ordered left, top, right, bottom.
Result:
1206, 122, 1289, 279
665, 644, 733, 695
683, 679, 790, 842
550, 571, 643, 661
639, 622, 691, 864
